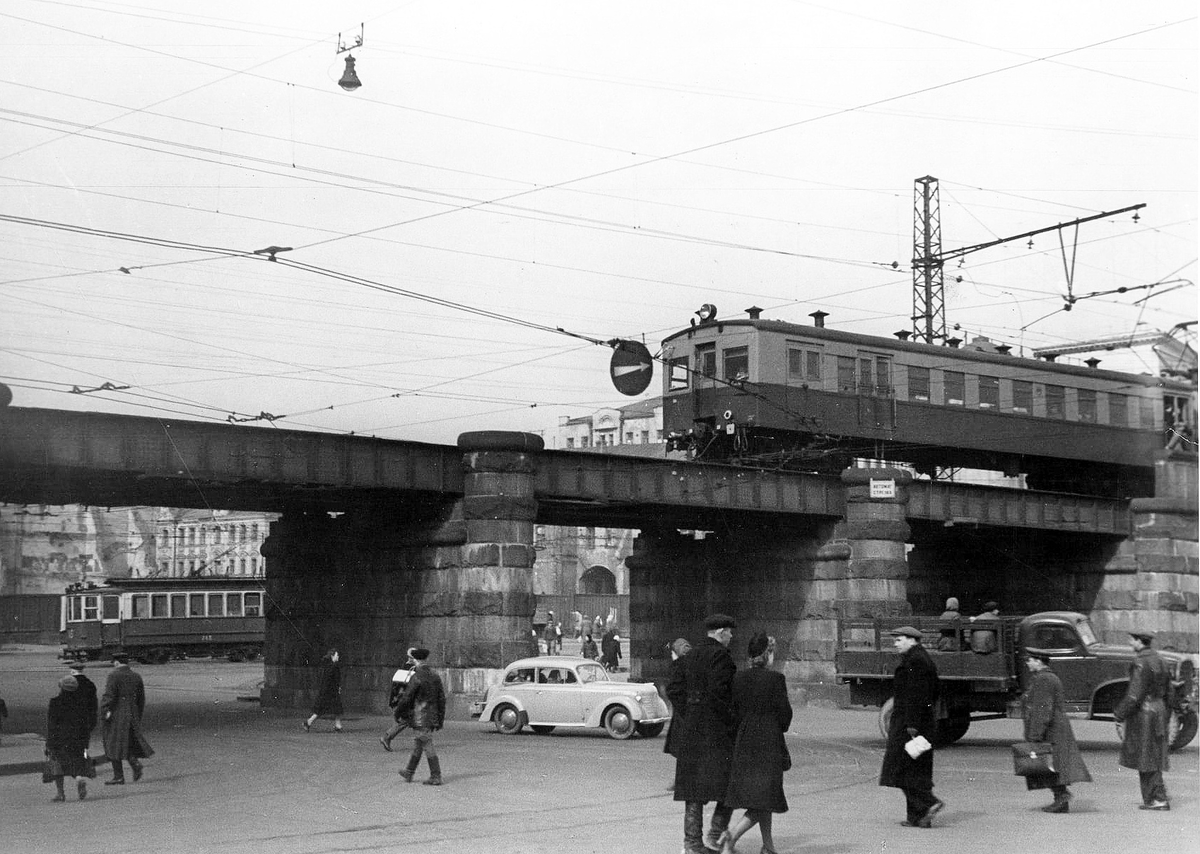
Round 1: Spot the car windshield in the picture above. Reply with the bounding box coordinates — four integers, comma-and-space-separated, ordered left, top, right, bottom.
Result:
1074, 618, 1099, 647
576, 663, 610, 683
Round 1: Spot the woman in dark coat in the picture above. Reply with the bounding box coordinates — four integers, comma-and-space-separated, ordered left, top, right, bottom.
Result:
45, 676, 93, 801
1022, 652, 1091, 812
304, 649, 344, 732
723, 634, 792, 854
663, 638, 692, 762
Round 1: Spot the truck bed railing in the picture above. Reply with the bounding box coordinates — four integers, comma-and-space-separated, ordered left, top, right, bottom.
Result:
836, 616, 1021, 683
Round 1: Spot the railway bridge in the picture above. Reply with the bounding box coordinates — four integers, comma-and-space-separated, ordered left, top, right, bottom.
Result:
1, 406, 1194, 715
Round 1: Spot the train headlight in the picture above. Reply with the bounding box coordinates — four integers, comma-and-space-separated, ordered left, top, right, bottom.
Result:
696, 303, 717, 322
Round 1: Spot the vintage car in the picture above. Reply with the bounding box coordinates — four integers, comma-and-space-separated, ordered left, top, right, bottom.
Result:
470, 655, 670, 740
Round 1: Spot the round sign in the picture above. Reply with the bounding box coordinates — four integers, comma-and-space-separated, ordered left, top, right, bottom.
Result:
609, 340, 653, 396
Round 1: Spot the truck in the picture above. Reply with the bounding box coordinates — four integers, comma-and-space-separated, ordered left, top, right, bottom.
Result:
835, 611, 1198, 751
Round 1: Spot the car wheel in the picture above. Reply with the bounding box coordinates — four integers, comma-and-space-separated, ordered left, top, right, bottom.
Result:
636, 721, 665, 738
493, 704, 524, 735
531, 725, 555, 735
603, 705, 636, 740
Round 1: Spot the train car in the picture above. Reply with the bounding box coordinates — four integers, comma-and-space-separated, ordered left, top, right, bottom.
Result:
61, 577, 266, 664
661, 305, 1196, 497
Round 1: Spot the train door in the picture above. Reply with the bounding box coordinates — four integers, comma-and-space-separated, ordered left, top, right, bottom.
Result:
856, 351, 895, 431
100, 594, 122, 649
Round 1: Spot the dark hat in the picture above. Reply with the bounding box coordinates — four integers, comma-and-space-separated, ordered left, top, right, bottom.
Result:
704, 613, 736, 630
58, 675, 78, 692
984, 601, 999, 611
1129, 630, 1155, 644
747, 632, 772, 659
889, 626, 923, 640
410, 647, 430, 661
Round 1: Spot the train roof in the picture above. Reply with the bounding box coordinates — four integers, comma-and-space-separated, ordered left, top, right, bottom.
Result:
65, 576, 266, 594
663, 318, 1196, 390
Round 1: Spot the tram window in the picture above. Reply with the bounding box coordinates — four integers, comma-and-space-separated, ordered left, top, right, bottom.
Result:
696, 344, 716, 378
102, 596, 119, 620
151, 594, 168, 618
83, 596, 99, 620
1078, 389, 1097, 423
70, 597, 83, 621
170, 594, 187, 617
836, 356, 856, 393
189, 593, 205, 617
208, 593, 225, 617
1012, 381, 1032, 414
132, 595, 150, 619
908, 366, 930, 402
1139, 398, 1155, 429
669, 357, 690, 390
723, 346, 749, 381
1109, 393, 1128, 426
1046, 385, 1065, 419
944, 371, 965, 406
227, 594, 243, 617
244, 593, 262, 617
978, 376, 999, 409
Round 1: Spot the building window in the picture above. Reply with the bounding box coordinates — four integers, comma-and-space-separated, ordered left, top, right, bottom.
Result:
836, 356, 856, 393
251, 524, 259, 540
1046, 385, 1065, 419
656, 430, 664, 441
1078, 388, 1097, 423
641, 430, 650, 443
1109, 393, 1127, 426
669, 356, 690, 390
723, 346, 749, 381
908, 366, 930, 401
978, 375, 999, 409
944, 371, 965, 406
250, 558, 259, 575
1012, 381, 1032, 414
625, 431, 634, 443
696, 344, 716, 378
565, 437, 575, 449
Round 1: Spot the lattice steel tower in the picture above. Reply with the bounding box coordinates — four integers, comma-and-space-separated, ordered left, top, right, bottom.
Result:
911, 175, 945, 345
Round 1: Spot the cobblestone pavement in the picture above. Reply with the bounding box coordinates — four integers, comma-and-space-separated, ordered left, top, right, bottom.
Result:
1, 647, 1195, 854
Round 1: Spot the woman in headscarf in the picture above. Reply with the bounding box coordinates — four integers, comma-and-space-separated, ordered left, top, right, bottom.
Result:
45, 675, 94, 801
1022, 651, 1091, 812
722, 633, 792, 854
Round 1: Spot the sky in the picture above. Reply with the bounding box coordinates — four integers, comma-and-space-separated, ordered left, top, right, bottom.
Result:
1, 1, 1195, 446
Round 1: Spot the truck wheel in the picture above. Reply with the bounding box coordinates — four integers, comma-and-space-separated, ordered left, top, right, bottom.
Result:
935, 714, 970, 746
878, 698, 893, 739
1170, 707, 1198, 751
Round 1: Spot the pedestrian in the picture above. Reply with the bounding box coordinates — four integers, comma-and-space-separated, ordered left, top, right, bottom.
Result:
100, 651, 153, 785
304, 649, 344, 732
878, 626, 944, 828
669, 613, 737, 854
543, 612, 562, 655
723, 633, 792, 854
601, 625, 622, 672
1113, 630, 1173, 810
380, 650, 416, 752
937, 597, 962, 651
571, 609, 584, 640
45, 675, 94, 802
1021, 651, 1091, 812
969, 601, 1000, 653
67, 662, 98, 737
663, 637, 692, 764
593, 614, 605, 639
581, 632, 599, 661
396, 647, 447, 786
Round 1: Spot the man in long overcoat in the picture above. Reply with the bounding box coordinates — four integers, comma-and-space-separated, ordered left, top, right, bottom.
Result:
1114, 630, 1172, 810
878, 626, 944, 828
100, 652, 154, 785
1022, 652, 1091, 812
668, 614, 737, 853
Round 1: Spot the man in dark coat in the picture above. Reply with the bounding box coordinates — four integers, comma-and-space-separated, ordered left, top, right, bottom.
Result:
663, 637, 692, 762
397, 647, 447, 786
1114, 630, 1172, 810
100, 652, 154, 785
1022, 652, 1091, 812
668, 613, 737, 854
878, 626, 944, 828
601, 626, 622, 672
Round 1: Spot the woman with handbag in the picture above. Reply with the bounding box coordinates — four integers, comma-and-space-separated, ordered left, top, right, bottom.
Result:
1021, 652, 1092, 813
721, 633, 792, 854
45, 675, 94, 801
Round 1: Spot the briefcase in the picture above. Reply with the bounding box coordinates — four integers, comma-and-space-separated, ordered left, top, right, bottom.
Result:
1011, 741, 1055, 776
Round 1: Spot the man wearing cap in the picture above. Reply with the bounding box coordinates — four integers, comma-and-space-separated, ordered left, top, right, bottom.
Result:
668, 614, 737, 853
396, 647, 447, 786
100, 652, 154, 785
1114, 630, 1172, 810
879, 626, 944, 828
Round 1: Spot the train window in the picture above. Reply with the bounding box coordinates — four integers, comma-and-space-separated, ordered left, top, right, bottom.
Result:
227, 594, 243, 617
944, 371, 965, 406
723, 346, 749, 381
244, 593, 262, 617
102, 596, 119, 620
132, 595, 150, 619
696, 343, 716, 378
788, 348, 822, 383
978, 376, 999, 409
151, 594, 168, 618
668, 357, 690, 390
1012, 381, 1032, 414
836, 356, 856, 393
208, 593, 225, 616
189, 593, 205, 617
83, 596, 99, 620
1139, 398, 1155, 429
170, 594, 186, 617
1109, 393, 1128, 427
908, 366, 930, 402
1046, 385, 1065, 419
1078, 389, 1097, 423
70, 597, 83, 621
